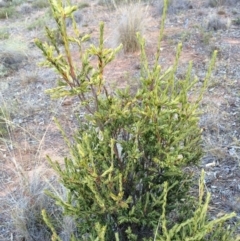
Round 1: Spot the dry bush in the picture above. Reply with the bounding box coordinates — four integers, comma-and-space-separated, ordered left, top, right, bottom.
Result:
115, 3, 148, 53
20, 3, 32, 14
0, 40, 28, 73
207, 14, 229, 31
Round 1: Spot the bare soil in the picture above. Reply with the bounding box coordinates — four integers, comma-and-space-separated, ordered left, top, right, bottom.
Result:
0, 0, 240, 240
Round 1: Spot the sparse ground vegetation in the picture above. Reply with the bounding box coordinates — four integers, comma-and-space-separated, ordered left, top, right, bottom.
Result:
77, 2, 90, 9
27, 16, 50, 31
0, 5, 16, 19
0, 28, 9, 40
0, 107, 10, 139
0, 0, 240, 240
32, 0, 49, 9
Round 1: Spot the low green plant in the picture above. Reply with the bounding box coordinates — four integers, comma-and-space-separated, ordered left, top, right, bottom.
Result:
0, 28, 9, 40
0, 107, 9, 139
199, 28, 212, 45
32, 0, 49, 9
27, 15, 50, 30
180, 30, 191, 42
78, 2, 90, 9
0, 6, 16, 19
35, 0, 238, 240
233, 17, 240, 26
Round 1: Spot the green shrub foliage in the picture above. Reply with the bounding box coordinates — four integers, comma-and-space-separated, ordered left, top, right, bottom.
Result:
155, 170, 239, 241
34, 0, 239, 240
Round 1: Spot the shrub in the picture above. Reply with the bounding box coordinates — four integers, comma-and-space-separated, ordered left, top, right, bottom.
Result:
42, 170, 239, 240
35, 0, 238, 240
155, 170, 239, 241
207, 14, 228, 31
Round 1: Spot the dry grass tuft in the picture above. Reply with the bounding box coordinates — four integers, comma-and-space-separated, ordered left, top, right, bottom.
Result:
9, 173, 54, 241
0, 107, 11, 140
115, 3, 148, 53
200, 104, 233, 163
5, 170, 73, 241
